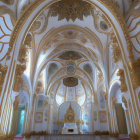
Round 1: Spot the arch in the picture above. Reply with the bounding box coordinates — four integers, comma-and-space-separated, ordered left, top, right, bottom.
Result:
6, 0, 135, 103
2, 0, 139, 132
109, 81, 120, 107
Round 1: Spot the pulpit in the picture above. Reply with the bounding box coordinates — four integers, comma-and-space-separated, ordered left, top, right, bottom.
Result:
62, 104, 78, 134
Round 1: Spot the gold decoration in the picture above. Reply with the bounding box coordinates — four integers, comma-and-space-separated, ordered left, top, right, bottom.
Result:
13, 96, 19, 111
18, 46, 28, 63
56, 120, 64, 125
109, 132, 119, 137
34, 112, 43, 123
94, 131, 109, 135
0, 0, 14, 5
64, 104, 76, 123
101, 14, 111, 28
24, 33, 32, 47
129, 57, 140, 88
0, 64, 8, 93
59, 51, 82, 60
98, 111, 107, 123
76, 119, 81, 125
110, 32, 121, 63
63, 77, 78, 87
0, 135, 14, 140
117, 69, 128, 92
97, 69, 103, 83
22, 131, 48, 139
122, 96, 127, 108
13, 64, 26, 92
8, 0, 134, 67
81, 120, 84, 125
36, 81, 44, 93
30, 20, 41, 32
49, 0, 94, 21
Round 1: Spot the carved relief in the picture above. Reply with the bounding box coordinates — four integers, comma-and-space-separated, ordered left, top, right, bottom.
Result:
24, 33, 32, 48
36, 81, 44, 93
49, 0, 94, 21
0, 64, 8, 93
35, 112, 43, 123
64, 104, 76, 123
110, 32, 121, 63
97, 69, 104, 83
129, 57, 140, 88
98, 111, 107, 123
13, 64, 26, 92
30, 20, 41, 32
117, 69, 127, 92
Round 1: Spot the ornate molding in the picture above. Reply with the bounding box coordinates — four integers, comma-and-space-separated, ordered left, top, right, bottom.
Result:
0, 64, 8, 93
64, 104, 76, 123
110, 32, 121, 63
13, 64, 26, 92
129, 57, 140, 88
122, 96, 128, 108
117, 69, 128, 92
49, 0, 94, 21
0, 0, 14, 5
8, 0, 133, 60
36, 81, 44, 93
22, 131, 48, 139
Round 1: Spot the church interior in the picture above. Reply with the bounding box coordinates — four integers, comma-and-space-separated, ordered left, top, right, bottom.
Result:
0, 0, 140, 140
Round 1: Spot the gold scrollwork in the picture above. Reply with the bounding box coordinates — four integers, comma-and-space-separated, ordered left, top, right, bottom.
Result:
117, 69, 128, 92
122, 96, 128, 108
110, 32, 121, 63
0, 64, 8, 93
128, 57, 140, 88
49, 0, 94, 22
13, 64, 26, 92
64, 104, 76, 123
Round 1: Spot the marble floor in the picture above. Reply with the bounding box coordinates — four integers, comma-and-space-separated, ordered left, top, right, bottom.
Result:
22, 135, 130, 140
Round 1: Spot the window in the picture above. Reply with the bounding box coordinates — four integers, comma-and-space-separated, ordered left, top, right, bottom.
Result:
17, 106, 25, 135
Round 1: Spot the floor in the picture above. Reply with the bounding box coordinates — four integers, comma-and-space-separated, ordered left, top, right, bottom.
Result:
21, 135, 130, 140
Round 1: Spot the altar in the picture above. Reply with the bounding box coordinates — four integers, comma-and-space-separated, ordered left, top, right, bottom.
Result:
62, 123, 78, 134
62, 104, 79, 134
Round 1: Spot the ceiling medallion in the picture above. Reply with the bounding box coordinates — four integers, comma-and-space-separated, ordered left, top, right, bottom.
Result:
63, 77, 78, 87
49, 0, 94, 21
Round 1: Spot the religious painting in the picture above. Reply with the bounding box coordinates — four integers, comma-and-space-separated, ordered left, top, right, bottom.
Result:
98, 111, 107, 123
35, 112, 43, 123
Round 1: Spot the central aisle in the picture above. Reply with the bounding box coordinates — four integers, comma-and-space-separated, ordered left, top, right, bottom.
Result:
24, 135, 119, 140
